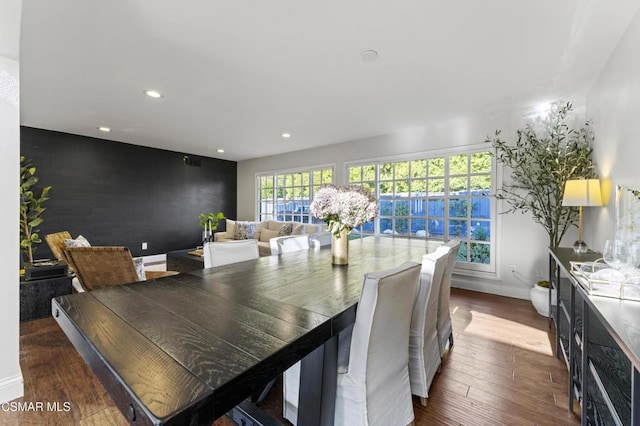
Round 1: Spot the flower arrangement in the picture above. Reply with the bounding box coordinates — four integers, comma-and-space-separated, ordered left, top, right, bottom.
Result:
310, 185, 378, 237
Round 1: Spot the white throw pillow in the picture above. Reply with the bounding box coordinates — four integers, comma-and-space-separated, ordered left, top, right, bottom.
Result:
132, 257, 146, 281
225, 219, 237, 236
64, 234, 91, 248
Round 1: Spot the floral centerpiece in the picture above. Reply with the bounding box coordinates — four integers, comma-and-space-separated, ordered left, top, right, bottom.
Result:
310, 185, 378, 264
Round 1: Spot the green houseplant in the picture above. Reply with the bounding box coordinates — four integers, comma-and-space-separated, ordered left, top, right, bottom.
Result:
20, 156, 51, 263
486, 102, 597, 248
199, 211, 225, 236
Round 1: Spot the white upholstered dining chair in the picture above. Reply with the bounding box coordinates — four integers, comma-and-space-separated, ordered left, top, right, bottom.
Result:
283, 261, 421, 426
203, 239, 259, 268
276, 235, 310, 254
437, 239, 461, 356
408, 246, 450, 407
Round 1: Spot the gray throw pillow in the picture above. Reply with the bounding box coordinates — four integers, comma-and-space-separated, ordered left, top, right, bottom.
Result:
278, 223, 293, 236
234, 221, 257, 240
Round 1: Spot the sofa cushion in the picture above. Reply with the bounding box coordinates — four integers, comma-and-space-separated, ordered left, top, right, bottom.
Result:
278, 223, 293, 236
257, 242, 272, 257
259, 229, 280, 242
267, 221, 282, 231
304, 224, 320, 234
291, 224, 304, 235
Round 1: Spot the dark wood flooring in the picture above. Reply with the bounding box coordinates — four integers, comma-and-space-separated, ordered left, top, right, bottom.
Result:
1, 288, 580, 425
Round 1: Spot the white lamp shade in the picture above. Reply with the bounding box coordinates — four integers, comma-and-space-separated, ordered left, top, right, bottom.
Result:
562, 179, 603, 207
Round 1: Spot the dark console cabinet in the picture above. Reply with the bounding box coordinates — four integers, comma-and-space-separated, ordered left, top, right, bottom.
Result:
549, 247, 640, 425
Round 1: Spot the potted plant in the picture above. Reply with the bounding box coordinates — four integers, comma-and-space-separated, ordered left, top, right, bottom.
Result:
486, 102, 597, 248
486, 102, 596, 316
199, 211, 225, 242
529, 280, 556, 316
19, 157, 70, 322
20, 156, 51, 263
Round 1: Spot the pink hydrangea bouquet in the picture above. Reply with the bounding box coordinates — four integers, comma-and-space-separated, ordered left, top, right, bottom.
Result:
310, 185, 378, 237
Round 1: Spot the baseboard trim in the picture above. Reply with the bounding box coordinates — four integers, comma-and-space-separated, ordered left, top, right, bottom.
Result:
452, 275, 531, 300
142, 254, 166, 265
0, 372, 24, 403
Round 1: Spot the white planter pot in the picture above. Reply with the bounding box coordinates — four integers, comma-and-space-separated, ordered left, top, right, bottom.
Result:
530, 284, 556, 317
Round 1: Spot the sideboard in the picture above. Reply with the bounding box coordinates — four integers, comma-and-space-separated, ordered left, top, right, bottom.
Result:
549, 247, 640, 425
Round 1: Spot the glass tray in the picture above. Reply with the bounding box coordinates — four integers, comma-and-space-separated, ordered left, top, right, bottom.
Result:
570, 259, 640, 301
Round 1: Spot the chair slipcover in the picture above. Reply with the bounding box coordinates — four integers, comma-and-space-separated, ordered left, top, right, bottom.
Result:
408, 247, 450, 405
276, 235, 310, 254
284, 261, 420, 426
203, 239, 259, 268
437, 239, 461, 356
308, 231, 332, 249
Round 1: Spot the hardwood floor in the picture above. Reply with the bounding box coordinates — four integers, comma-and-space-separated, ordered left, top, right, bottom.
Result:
1, 288, 580, 425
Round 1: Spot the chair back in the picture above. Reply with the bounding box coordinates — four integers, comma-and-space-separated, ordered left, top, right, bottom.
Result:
277, 235, 310, 254
308, 231, 332, 249
45, 231, 75, 271
437, 239, 461, 354
342, 261, 420, 424
408, 246, 450, 399
65, 246, 140, 291
203, 239, 259, 268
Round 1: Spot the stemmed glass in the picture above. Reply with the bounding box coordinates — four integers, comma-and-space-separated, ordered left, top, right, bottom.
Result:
603, 239, 629, 270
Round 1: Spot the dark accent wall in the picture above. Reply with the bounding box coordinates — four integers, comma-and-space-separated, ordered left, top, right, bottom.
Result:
21, 127, 236, 258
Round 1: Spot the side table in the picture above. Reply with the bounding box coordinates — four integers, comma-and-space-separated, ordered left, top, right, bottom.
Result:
20, 274, 73, 322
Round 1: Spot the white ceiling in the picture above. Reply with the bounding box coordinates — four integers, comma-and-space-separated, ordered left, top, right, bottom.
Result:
19, 1, 640, 161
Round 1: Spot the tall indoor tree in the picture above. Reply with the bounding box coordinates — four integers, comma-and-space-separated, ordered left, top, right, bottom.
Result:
486, 102, 596, 248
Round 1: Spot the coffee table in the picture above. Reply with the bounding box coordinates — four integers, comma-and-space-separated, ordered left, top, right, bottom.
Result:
166, 248, 204, 273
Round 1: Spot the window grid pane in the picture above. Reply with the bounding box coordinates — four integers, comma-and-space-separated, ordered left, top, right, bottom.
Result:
345, 150, 494, 272
258, 167, 333, 224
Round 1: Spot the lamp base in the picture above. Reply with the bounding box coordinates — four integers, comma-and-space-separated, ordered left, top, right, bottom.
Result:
573, 240, 589, 254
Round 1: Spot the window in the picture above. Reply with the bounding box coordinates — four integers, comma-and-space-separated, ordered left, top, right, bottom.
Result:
347, 150, 495, 273
257, 167, 333, 223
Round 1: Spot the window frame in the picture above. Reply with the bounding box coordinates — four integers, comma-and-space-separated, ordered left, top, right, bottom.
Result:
255, 164, 335, 224
345, 145, 497, 275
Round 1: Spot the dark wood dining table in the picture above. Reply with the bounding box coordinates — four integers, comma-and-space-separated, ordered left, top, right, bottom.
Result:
52, 237, 441, 425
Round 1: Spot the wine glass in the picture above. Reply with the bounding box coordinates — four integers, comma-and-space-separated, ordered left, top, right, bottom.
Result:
603, 239, 629, 270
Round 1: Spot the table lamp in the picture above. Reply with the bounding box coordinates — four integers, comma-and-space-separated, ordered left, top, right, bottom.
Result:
562, 179, 603, 253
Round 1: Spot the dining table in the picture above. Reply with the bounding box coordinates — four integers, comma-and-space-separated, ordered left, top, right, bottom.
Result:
52, 236, 442, 425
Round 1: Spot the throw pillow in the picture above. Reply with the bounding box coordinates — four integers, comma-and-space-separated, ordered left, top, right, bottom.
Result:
259, 229, 280, 242
234, 221, 256, 240
64, 235, 91, 248
132, 257, 146, 281
225, 219, 237, 237
278, 223, 293, 236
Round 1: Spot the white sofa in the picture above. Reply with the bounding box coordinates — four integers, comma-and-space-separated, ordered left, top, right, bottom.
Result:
214, 219, 328, 256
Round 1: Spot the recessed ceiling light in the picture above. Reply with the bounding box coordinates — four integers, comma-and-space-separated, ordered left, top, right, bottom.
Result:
217, 149, 225, 153
360, 50, 379, 62
98, 126, 111, 132
144, 90, 163, 98
281, 133, 291, 138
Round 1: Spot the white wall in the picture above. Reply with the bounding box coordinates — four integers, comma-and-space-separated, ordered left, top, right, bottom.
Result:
238, 109, 562, 299
587, 7, 640, 251
0, 0, 24, 403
